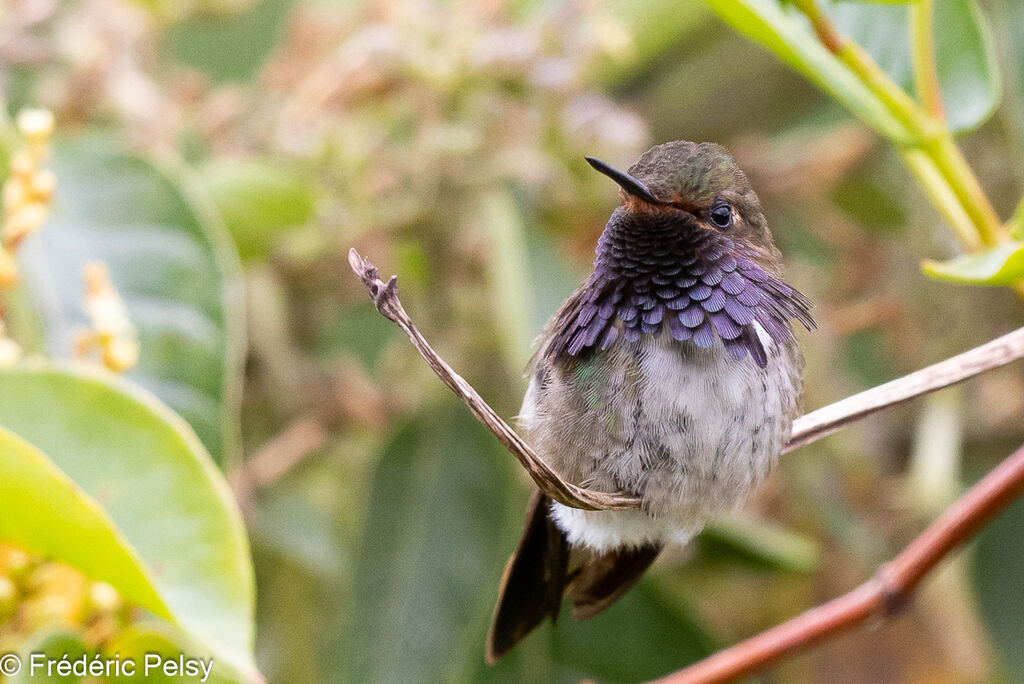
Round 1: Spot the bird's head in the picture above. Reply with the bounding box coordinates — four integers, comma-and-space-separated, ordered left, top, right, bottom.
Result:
586, 140, 776, 262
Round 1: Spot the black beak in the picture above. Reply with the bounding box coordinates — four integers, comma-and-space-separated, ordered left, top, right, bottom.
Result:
585, 156, 661, 205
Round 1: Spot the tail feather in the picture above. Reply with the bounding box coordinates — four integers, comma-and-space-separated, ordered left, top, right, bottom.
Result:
486, 492, 664, 662
486, 492, 569, 664
568, 544, 661, 620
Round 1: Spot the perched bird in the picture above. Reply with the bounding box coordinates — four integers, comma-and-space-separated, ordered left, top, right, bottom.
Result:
486, 141, 815, 662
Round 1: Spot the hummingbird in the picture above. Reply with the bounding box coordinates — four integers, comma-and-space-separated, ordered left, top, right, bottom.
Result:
485, 141, 815, 662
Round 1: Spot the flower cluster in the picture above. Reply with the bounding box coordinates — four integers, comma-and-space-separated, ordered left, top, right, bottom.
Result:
0, 545, 127, 655
73, 261, 140, 373
1, 109, 57, 291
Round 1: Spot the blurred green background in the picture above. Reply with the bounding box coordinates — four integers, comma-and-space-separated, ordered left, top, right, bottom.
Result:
2, 0, 1024, 682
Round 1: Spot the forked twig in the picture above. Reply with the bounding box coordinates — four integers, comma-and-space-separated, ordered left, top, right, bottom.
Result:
348, 249, 641, 511
653, 440, 1024, 684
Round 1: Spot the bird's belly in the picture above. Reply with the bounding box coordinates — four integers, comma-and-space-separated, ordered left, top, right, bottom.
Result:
520, 333, 802, 551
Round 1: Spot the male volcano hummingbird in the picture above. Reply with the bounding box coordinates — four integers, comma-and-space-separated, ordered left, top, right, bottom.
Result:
486, 141, 815, 662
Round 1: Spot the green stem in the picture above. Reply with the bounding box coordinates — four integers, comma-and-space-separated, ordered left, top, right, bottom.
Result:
792, 0, 1008, 253
901, 150, 980, 250
839, 43, 931, 139
909, 0, 945, 120
923, 133, 1005, 246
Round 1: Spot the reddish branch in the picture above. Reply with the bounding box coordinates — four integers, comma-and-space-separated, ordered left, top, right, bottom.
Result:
349, 249, 1024, 681
654, 440, 1024, 684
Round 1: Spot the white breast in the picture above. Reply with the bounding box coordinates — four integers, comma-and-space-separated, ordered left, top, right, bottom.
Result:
522, 329, 803, 552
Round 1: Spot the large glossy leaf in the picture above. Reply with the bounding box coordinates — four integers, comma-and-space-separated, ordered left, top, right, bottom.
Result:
10, 631, 88, 684
704, 0, 999, 136
548, 582, 715, 683
703, 0, 911, 142
0, 428, 166, 616
196, 158, 315, 262
334, 401, 522, 682
921, 241, 1024, 285
102, 622, 241, 684
0, 364, 257, 680
971, 489, 1024, 682
828, 0, 1001, 133
17, 139, 245, 468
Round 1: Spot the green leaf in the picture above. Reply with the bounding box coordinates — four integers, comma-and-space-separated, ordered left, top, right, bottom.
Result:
971, 491, 1024, 682
828, 0, 1001, 133
17, 138, 245, 468
549, 582, 715, 682
10, 631, 89, 684
197, 158, 315, 262
0, 427, 167, 615
700, 514, 820, 573
161, 0, 296, 84
0, 364, 257, 681
1008, 198, 1024, 241
703, 0, 912, 142
334, 401, 521, 683
102, 622, 244, 683
921, 241, 1024, 285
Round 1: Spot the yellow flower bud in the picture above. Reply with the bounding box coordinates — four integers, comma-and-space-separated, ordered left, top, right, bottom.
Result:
16, 108, 56, 144
85, 581, 122, 615
0, 338, 21, 367
0, 576, 17, 620
9, 151, 35, 179
83, 260, 110, 295
102, 337, 140, 373
3, 202, 48, 248
0, 546, 33, 582
0, 247, 18, 289
3, 176, 29, 212
24, 594, 72, 631
30, 169, 57, 202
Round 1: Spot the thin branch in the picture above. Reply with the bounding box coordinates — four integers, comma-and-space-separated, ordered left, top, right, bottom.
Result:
243, 416, 327, 490
790, 0, 844, 54
230, 415, 328, 516
785, 325, 1024, 452
652, 440, 1024, 684
347, 248, 641, 511
350, 249, 1024, 511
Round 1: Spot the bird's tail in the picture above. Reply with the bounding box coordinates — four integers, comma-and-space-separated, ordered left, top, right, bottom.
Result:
485, 491, 661, 663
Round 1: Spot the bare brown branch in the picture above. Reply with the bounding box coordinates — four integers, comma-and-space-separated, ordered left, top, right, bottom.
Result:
786, 325, 1024, 453
347, 248, 641, 511
351, 249, 1024, 495
652, 440, 1024, 684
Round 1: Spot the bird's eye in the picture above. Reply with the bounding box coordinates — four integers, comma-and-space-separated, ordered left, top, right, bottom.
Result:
709, 202, 733, 229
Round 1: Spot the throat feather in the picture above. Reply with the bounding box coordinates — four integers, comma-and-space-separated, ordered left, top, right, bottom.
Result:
546, 209, 815, 368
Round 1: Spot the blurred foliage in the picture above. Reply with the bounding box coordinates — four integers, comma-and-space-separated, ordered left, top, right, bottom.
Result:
0, 366, 256, 681
0, 0, 1023, 682
15, 140, 245, 467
